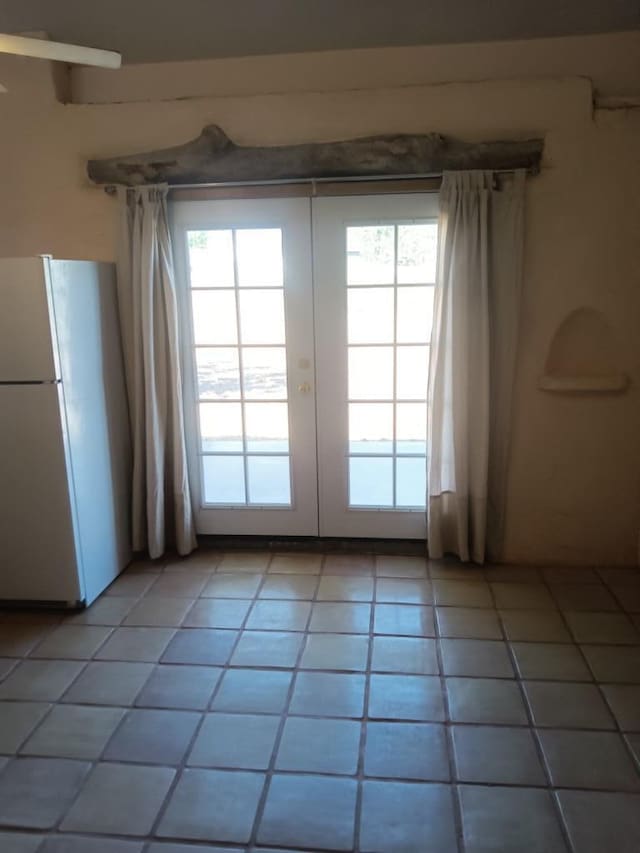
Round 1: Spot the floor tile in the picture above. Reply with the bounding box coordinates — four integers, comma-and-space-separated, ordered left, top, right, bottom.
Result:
550, 583, 619, 612
375, 555, 428, 578
432, 579, 492, 608
440, 638, 514, 677
188, 712, 279, 769
374, 604, 435, 636
602, 685, 640, 731
40, 837, 144, 852
183, 598, 251, 629
268, 552, 323, 574
96, 627, 175, 662
500, 609, 572, 642
105, 573, 158, 597
542, 567, 600, 584
557, 790, 640, 853
217, 552, 271, 573
484, 565, 541, 583
0, 757, 89, 829
539, 729, 640, 791
0, 833, 45, 853
598, 568, 640, 586
610, 585, 640, 613
309, 602, 371, 633
62, 661, 152, 705
0, 660, 85, 701
122, 597, 194, 628
511, 642, 592, 681
626, 733, 640, 762
258, 773, 357, 850
212, 669, 292, 713
436, 606, 502, 639
364, 721, 449, 781
324, 554, 374, 576
201, 573, 262, 598
582, 645, 640, 683
61, 762, 175, 836
135, 664, 222, 710
300, 633, 369, 671
0, 657, 17, 680
452, 725, 546, 785
565, 611, 639, 644
446, 677, 528, 724
145, 573, 210, 598
289, 671, 365, 717
258, 575, 318, 599
316, 575, 374, 601
368, 674, 445, 721
158, 768, 264, 843
360, 780, 457, 853
230, 630, 303, 668
103, 708, 200, 765
459, 785, 567, 853
276, 716, 360, 774
376, 578, 432, 604
371, 636, 439, 674
147, 845, 237, 853
164, 550, 220, 573
21, 704, 124, 759
245, 600, 311, 631
491, 582, 556, 610
69, 596, 138, 626
429, 563, 486, 581
161, 629, 237, 665
524, 681, 615, 729
30, 625, 112, 659
0, 701, 50, 753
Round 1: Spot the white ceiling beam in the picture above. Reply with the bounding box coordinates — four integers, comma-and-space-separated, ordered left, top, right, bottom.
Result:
0, 33, 121, 69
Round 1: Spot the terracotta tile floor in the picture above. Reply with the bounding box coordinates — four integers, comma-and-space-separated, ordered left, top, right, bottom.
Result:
0, 551, 639, 852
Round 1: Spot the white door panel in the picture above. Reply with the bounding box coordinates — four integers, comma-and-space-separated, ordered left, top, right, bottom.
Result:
172, 198, 318, 535
0, 257, 60, 381
0, 384, 81, 602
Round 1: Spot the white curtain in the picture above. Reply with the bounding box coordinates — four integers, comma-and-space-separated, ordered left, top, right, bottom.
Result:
427, 170, 525, 563
117, 185, 196, 559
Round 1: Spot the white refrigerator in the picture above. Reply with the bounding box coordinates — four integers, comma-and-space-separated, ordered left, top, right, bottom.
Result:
0, 257, 132, 606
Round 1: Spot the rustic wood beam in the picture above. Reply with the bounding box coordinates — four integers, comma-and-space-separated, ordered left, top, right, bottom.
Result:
87, 125, 543, 187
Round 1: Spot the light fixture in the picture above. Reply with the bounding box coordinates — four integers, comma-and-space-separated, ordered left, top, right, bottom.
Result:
0, 32, 121, 69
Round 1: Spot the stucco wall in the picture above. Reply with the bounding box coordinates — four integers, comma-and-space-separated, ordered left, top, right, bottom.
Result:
0, 37, 638, 565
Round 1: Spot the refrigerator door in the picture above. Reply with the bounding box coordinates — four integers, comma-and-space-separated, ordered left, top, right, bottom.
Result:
0, 383, 82, 603
0, 257, 60, 382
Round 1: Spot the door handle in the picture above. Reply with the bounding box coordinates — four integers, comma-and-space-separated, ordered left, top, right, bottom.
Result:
297, 382, 312, 394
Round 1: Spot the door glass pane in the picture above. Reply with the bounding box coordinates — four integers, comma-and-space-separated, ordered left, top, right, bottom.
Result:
349, 457, 393, 507
242, 347, 288, 399
396, 286, 434, 344
191, 291, 237, 345
196, 348, 241, 399
239, 290, 285, 344
347, 226, 394, 285
202, 455, 245, 504
349, 403, 393, 454
247, 456, 291, 504
396, 457, 426, 507
348, 288, 394, 344
199, 403, 243, 452
245, 402, 289, 452
236, 229, 283, 286
188, 230, 234, 287
396, 403, 427, 455
396, 346, 429, 400
397, 223, 437, 283
349, 347, 393, 400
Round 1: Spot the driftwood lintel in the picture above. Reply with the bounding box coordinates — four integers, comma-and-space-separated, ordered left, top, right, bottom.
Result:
88, 125, 544, 188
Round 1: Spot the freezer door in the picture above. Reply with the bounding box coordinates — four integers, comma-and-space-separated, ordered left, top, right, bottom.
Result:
0, 383, 82, 603
0, 257, 60, 382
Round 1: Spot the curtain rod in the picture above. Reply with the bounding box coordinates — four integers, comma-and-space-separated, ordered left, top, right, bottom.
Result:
101, 167, 532, 198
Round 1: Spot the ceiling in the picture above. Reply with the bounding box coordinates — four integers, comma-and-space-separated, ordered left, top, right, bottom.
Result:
1, 0, 639, 64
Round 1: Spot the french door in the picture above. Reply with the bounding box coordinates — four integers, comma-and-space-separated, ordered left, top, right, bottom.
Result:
172, 192, 438, 539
